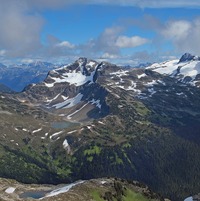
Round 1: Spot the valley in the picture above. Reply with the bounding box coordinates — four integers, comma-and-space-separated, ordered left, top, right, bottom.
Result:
0, 53, 200, 201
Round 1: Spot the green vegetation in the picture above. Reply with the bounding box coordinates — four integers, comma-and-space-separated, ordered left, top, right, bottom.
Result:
122, 143, 131, 148
133, 101, 150, 117
91, 190, 104, 201
123, 189, 151, 201
115, 153, 123, 165
87, 156, 94, 162
84, 145, 101, 155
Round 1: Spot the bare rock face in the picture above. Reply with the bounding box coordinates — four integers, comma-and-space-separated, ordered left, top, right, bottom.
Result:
179, 53, 200, 63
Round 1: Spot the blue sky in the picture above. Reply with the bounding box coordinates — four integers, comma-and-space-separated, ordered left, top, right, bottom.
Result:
0, 0, 200, 65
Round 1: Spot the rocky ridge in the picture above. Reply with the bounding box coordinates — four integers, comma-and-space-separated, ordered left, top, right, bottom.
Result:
0, 177, 170, 201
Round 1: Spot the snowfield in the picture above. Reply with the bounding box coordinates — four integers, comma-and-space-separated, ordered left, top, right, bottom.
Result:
40, 181, 84, 199
148, 59, 200, 82
52, 93, 83, 109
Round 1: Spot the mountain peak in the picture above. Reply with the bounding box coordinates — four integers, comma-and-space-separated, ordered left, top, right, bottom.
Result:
179, 53, 200, 63
76, 57, 88, 65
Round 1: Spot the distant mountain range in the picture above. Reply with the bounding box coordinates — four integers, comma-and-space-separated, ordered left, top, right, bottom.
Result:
0, 53, 200, 201
0, 61, 58, 92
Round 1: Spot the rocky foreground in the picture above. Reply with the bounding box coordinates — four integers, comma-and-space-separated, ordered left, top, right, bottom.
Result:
0, 177, 170, 201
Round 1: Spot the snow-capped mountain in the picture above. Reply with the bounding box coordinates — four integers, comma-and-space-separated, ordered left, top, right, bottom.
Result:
18, 54, 200, 123
147, 53, 200, 86
18, 57, 163, 121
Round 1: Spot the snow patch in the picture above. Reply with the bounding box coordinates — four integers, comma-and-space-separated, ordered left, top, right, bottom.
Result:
87, 126, 92, 130
46, 94, 61, 103
176, 92, 184, 96
145, 80, 157, 87
110, 70, 129, 77
63, 139, 71, 154
61, 95, 69, 100
50, 131, 64, 140
67, 130, 77, 134
44, 82, 54, 88
98, 121, 105, 125
127, 81, 141, 93
5, 187, 16, 194
137, 73, 146, 79
32, 128, 42, 134
52, 93, 83, 109
67, 103, 89, 119
41, 181, 84, 199
89, 99, 101, 109
100, 181, 107, 185
157, 80, 166, 85
58, 72, 92, 86
184, 197, 193, 201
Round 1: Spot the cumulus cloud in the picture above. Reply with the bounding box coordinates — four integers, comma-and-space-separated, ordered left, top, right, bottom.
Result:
78, 26, 123, 57
79, 25, 149, 59
161, 20, 191, 40
42, 35, 76, 59
0, 0, 200, 64
0, 1, 43, 57
160, 18, 200, 55
56, 41, 75, 49
116, 36, 149, 48
92, 26, 124, 54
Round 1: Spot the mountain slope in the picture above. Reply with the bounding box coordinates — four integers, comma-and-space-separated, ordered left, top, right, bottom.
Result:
147, 53, 200, 87
1, 54, 200, 201
0, 177, 170, 201
0, 84, 13, 93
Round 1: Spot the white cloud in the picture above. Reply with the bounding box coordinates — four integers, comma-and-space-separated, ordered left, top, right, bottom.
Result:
161, 20, 191, 40
101, 53, 120, 59
116, 36, 149, 48
0, 1, 44, 57
56, 41, 75, 49
0, 50, 6, 57
0, 0, 200, 64
79, 26, 123, 56
160, 18, 200, 55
